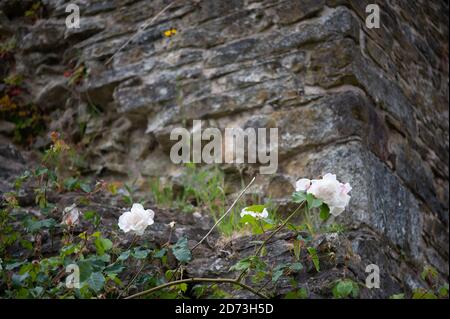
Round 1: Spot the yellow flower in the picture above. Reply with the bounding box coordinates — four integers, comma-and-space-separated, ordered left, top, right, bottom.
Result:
163, 28, 177, 37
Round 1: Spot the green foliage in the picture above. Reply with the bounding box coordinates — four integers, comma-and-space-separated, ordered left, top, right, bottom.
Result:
24, 2, 43, 20
230, 256, 266, 273
172, 237, 192, 264
239, 207, 276, 235
412, 288, 438, 299
332, 279, 359, 299
284, 287, 309, 299
307, 247, 320, 272
408, 265, 449, 299
272, 263, 303, 283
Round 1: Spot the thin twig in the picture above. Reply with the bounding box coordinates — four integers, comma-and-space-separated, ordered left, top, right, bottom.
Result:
191, 176, 256, 251
117, 262, 146, 299
125, 277, 269, 299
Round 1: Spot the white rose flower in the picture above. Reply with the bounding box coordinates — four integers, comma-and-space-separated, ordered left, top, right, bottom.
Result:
62, 203, 80, 226
240, 207, 269, 219
295, 178, 311, 192
118, 203, 155, 236
307, 173, 351, 217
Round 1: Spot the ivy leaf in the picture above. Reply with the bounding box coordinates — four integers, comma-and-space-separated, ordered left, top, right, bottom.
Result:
307, 247, 320, 272
319, 204, 330, 221
172, 237, 192, 263
87, 272, 105, 293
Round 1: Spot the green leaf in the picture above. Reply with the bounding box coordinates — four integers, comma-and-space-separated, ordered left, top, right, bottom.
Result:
439, 284, 449, 298
240, 214, 257, 225
332, 279, 359, 299
412, 288, 438, 299
292, 191, 307, 203
20, 239, 33, 251
35, 167, 49, 177
5, 261, 26, 271
172, 237, 192, 263
94, 237, 113, 256
284, 288, 308, 299
230, 256, 266, 273
132, 248, 150, 259
87, 272, 105, 293
230, 258, 252, 272
77, 261, 93, 282
320, 204, 330, 221
307, 247, 320, 272
306, 193, 322, 209
24, 218, 57, 233
289, 262, 304, 272
80, 183, 92, 193
272, 264, 287, 283
244, 205, 266, 213
179, 283, 188, 293
104, 264, 125, 275
117, 250, 131, 261
153, 248, 167, 259
64, 177, 79, 191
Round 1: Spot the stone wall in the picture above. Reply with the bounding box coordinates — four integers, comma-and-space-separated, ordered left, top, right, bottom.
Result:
1, 0, 448, 292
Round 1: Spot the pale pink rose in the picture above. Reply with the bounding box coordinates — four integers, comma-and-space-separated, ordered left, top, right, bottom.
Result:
295, 178, 311, 192
306, 173, 351, 217
118, 203, 155, 236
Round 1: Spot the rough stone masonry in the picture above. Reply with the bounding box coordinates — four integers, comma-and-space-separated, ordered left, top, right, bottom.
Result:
0, 0, 448, 297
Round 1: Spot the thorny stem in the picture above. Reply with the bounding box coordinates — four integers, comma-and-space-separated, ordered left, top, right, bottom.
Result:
237, 201, 306, 283
125, 277, 269, 299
